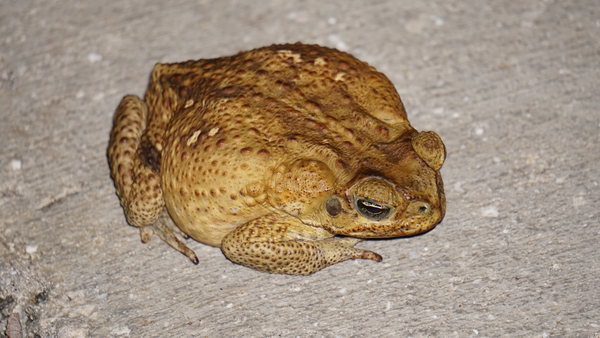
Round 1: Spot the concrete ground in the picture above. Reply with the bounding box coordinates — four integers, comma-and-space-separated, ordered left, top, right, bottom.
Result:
1, 0, 599, 336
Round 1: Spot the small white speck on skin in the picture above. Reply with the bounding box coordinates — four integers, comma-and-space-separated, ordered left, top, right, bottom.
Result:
314, 57, 327, 66
11, 159, 21, 171
88, 52, 102, 63
208, 127, 220, 137
334, 72, 346, 81
26, 245, 37, 253
187, 130, 202, 146
481, 206, 499, 218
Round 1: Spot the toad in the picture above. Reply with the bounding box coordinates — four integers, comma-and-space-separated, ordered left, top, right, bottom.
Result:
108, 43, 446, 275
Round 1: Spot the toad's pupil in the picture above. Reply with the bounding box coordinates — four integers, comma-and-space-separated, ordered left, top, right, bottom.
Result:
364, 204, 384, 214
356, 199, 391, 220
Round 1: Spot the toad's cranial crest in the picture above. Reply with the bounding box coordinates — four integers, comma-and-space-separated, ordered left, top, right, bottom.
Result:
107, 42, 446, 275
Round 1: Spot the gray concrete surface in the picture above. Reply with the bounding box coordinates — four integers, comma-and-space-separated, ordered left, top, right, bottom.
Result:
1, 0, 599, 336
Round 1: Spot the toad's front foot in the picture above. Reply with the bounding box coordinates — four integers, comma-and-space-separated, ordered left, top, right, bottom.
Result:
221, 214, 382, 275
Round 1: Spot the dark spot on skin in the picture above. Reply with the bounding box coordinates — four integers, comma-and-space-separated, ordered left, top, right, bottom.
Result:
179, 86, 189, 97
214, 85, 240, 98
139, 140, 161, 173
335, 160, 346, 170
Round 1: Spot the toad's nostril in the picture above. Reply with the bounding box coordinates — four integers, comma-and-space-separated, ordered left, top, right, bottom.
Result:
418, 205, 429, 213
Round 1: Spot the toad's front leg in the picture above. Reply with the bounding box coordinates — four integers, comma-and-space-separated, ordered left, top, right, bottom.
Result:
221, 214, 382, 275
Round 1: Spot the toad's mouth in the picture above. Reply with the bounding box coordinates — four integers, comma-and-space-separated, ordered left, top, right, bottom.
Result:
326, 202, 444, 239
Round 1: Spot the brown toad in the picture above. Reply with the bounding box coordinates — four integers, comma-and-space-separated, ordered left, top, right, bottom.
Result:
108, 43, 446, 275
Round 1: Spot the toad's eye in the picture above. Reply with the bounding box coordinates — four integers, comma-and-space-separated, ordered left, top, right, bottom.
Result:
355, 198, 391, 221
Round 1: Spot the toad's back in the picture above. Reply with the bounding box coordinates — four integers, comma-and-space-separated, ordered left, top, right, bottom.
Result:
152, 44, 415, 246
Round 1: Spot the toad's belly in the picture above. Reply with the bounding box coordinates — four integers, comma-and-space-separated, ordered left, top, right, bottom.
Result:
163, 184, 272, 247
160, 131, 278, 246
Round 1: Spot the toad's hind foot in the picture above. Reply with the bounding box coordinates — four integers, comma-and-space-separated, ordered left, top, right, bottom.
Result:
140, 216, 199, 265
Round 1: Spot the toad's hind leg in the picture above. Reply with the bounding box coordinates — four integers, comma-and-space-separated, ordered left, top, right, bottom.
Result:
221, 214, 382, 275
108, 95, 198, 264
